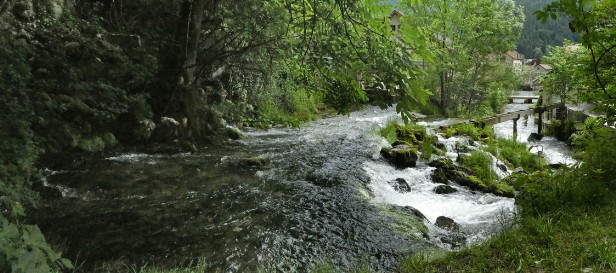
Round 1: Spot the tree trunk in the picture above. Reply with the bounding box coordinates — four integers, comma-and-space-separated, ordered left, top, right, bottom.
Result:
153, 0, 208, 139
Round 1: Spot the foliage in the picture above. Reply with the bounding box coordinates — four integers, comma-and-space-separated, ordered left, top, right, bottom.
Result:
488, 138, 545, 172
514, 0, 579, 58
378, 119, 400, 144
458, 151, 497, 185
544, 117, 577, 141
399, 198, 616, 272
571, 119, 616, 190
540, 41, 591, 105
443, 123, 492, 141
0, 198, 73, 273
420, 141, 433, 161
398, 0, 523, 115
537, 0, 616, 123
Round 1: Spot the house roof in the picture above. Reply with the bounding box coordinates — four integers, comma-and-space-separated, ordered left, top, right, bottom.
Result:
506, 51, 524, 60
389, 10, 403, 18
537, 64, 552, 70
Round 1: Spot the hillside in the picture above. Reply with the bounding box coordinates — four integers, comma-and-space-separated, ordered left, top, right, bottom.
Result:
515, 0, 578, 58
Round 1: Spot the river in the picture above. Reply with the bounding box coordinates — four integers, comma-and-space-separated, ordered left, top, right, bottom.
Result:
32, 98, 574, 272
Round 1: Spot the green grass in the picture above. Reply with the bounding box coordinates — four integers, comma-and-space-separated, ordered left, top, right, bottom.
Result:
400, 193, 616, 273
459, 150, 497, 184
458, 150, 514, 197
485, 138, 545, 172
379, 119, 399, 144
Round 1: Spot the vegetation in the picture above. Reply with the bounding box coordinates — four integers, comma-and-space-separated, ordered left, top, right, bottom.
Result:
400, 197, 616, 272
486, 138, 545, 172
398, 1, 616, 271
514, 0, 578, 58
2, 0, 614, 271
397, 0, 523, 116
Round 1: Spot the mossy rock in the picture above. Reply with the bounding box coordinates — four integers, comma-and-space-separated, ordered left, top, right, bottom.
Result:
392, 140, 414, 148
494, 183, 515, 198
381, 145, 418, 169
225, 127, 246, 140
395, 124, 419, 144
237, 156, 271, 169
102, 132, 118, 147
77, 136, 105, 152
381, 205, 429, 239
431, 168, 450, 185
441, 127, 458, 139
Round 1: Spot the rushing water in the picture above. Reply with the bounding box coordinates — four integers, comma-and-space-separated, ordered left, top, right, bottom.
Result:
494, 92, 575, 165
32, 99, 573, 272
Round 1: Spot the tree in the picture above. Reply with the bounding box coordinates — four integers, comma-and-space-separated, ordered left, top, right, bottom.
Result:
540, 42, 590, 105
399, 0, 524, 115
536, 0, 616, 120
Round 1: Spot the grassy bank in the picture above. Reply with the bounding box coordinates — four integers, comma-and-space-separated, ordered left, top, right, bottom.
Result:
401, 195, 616, 272
399, 118, 616, 272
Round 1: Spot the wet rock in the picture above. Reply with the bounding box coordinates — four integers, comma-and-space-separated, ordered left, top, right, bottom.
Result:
431, 168, 449, 185
528, 133, 543, 141
434, 142, 447, 152
380, 145, 418, 169
134, 119, 156, 142
154, 117, 181, 141
439, 233, 466, 248
237, 156, 271, 169
435, 216, 459, 231
513, 167, 527, 174
399, 206, 427, 220
433, 185, 457, 194
32, 180, 63, 200
389, 178, 412, 193
225, 126, 246, 140
497, 162, 508, 172
549, 163, 564, 169
454, 142, 471, 153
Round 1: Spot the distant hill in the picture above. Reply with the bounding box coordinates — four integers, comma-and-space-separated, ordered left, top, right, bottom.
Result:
515, 0, 578, 59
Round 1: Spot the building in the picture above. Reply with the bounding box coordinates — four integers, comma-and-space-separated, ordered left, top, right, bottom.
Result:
505, 51, 525, 66
389, 10, 402, 34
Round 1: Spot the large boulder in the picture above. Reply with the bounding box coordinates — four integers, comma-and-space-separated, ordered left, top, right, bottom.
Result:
381, 145, 418, 169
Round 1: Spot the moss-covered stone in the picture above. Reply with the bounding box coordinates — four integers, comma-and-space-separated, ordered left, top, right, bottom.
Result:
441, 127, 458, 139
77, 136, 105, 152
381, 145, 419, 169
225, 127, 246, 140
102, 132, 118, 147
431, 168, 449, 184
237, 156, 271, 168
380, 205, 429, 239
395, 124, 422, 144
494, 183, 515, 198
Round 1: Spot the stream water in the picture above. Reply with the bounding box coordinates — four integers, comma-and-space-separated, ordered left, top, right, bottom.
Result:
32, 97, 573, 272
